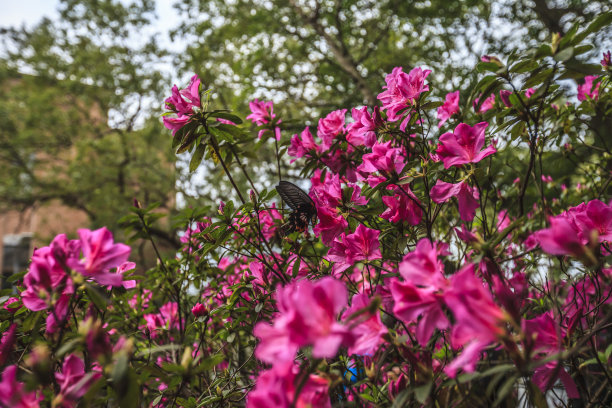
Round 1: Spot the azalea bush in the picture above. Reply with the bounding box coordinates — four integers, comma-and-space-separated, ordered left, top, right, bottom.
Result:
1, 14, 612, 408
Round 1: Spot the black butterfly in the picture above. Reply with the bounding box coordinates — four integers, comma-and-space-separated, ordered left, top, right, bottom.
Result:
275, 181, 318, 235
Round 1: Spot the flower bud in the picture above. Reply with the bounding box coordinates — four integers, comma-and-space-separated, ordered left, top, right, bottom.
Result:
191, 303, 208, 318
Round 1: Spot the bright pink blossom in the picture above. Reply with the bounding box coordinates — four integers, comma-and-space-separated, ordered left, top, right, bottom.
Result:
602, 51, 611, 68
437, 91, 460, 127
318, 109, 346, 150
313, 206, 348, 245
436, 122, 496, 169
288, 127, 319, 161
342, 293, 387, 356
358, 140, 406, 175
380, 188, 422, 225
525, 87, 536, 98
247, 362, 331, 408
534, 216, 586, 256
260, 203, 283, 240
430, 180, 480, 221
55, 354, 101, 407
253, 277, 355, 363
523, 312, 579, 398
572, 199, 612, 243
0, 365, 42, 408
163, 75, 201, 134
378, 66, 431, 121
444, 264, 505, 377
246, 99, 282, 140
347, 106, 382, 147
192, 303, 207, 318
399, 239, 449, 290
473, 93, 495, 113
69, 227, 131, 287
577, 75, 600, 101
328, 225, 382, 274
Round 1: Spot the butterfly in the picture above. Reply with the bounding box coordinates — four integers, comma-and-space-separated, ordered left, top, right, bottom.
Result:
275, 181, 318, 235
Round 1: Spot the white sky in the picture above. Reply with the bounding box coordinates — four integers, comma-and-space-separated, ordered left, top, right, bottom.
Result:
0, 0, 181, 43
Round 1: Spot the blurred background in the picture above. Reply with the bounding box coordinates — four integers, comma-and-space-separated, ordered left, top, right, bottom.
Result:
0, 0, 609, 280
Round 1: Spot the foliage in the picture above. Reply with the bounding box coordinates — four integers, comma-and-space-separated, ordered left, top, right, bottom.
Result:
1, 9, 612, 408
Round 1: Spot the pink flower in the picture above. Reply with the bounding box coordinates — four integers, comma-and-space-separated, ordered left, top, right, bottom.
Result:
247, 362, 331, 408
358, 140, 406, 175
436, 122, 496, 169
523, 312, 579, 398
246, 99, 282, 140
391, 280, 449, 346
525, 87, 536, 98
437, 91, 460, 127
164, 75, 201, 116
444, 264, 505, 377
534, 216, 586, 256
288, 127, 319, 160
499, 90, 512, 107
347, 106, 382, 147
572, 199, 612, 243
473, 93, 495, 113
328, 225, 382, 274
0, 365, 42, 408
192, 303, 208, 318
380, 187, 422, 225
69, 227, 131, 287
260, 203, 283, 240
342, 293, 387, 356
21, 234, 76, 312
602, 50, 611, 68
115, 261, 136, 289
313, 206, 348, 246
253, 277, 355, 363
577, 75, 600, 101
399, 239, 449, 290
0, 324, 17, 367
318, 109, 347, 151
378, 66, 431, 121
430, 180, 480, 221
55, 354, 101, 407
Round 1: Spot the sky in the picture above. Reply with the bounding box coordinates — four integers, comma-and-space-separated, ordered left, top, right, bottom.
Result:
0, 0, 180, 40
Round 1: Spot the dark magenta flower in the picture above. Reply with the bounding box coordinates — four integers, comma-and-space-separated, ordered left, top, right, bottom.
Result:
437, 91, 460, 127
0, 365, 42, 408
347, 106, 382, 147
246, 99, 282, 140
318, 109, 347, 151
288, 127, 319, 161
191, 303, 208, 318
341, 292, 387, 356
430, 180, 480, 221
253, 277, 355, 363
436, 122, 496, 169
577, 75, 600, 101
358, 140, 406, 175
473, 93, 495, 113
380, 185, 422, 225
378, 66, 431, 121
54, 354, 101, 407
69, 227, 131, 287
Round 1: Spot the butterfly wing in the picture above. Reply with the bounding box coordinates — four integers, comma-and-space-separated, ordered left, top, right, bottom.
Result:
275, 181, 315, 211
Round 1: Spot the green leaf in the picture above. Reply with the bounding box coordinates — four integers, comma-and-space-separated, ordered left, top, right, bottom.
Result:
196, 353, 225, 372
509, 59, 539, 73
553, 46, 574, 62
420, 101, 444, 110
476, 62, 501, 73
189, 143, 207, 173
414, 382, 432, 404
584, 11, 612, 36
524, 68, 553, 89
208, 111, 243, 125
86, 285, 108, 311
493, 375, 518, 407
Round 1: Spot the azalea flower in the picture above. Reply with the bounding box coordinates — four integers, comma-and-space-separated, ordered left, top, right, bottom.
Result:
342, 292, 387, 356
0, 365, 42, 408
163, 75, 201, 134
577, 75, 600, 101
347, 106, 382, 146
54, 354, 101, 407
246, 99, 282, 140
473, 93, 495, 113
378, 66, 431, 122
69, 227, 131, 287
253, 277, 355, 363
318, 109, 347, 151
247, 362, 331, 408
436, 122, 496, 169
358, 140, 406, 175
444, 264, 506, 377
328, 225, 382, 274
288, 127, 319, 161
430, 180, 480, 221
437, 91, 460, 127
